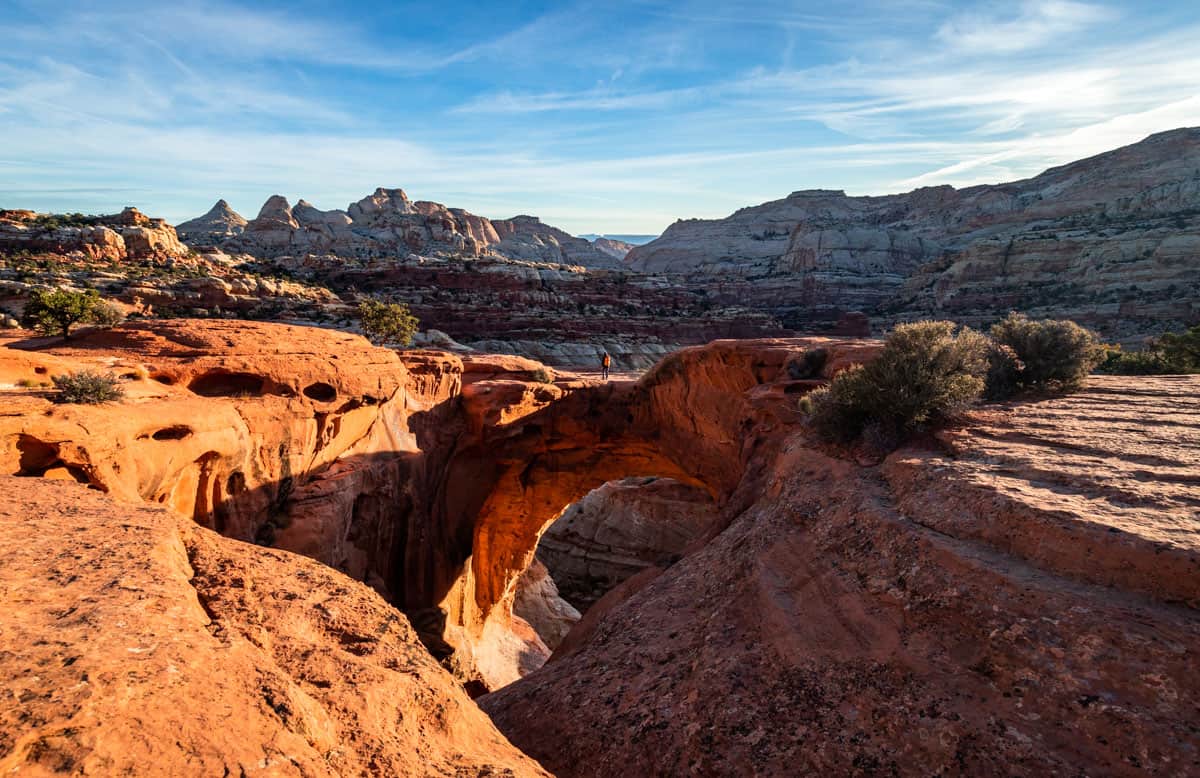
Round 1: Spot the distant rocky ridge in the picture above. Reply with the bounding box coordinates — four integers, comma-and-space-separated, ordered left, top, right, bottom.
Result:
6, 130, 1200, 362
627, 128, 1200, 340
591, 237, 636, 260
578, 233, 658, 245
0, 206, 187, 261
179, 188, 624, 269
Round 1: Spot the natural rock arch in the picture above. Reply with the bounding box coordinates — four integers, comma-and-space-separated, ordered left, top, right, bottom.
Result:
0, 319, 879, 690
410, 341, 842, 687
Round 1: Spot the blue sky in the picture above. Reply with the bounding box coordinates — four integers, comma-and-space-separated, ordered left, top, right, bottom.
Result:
1, 0, 1198, 234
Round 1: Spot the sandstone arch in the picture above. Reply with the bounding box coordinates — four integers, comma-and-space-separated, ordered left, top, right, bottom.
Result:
0, 319, 879, 690
413, 340, 873, 687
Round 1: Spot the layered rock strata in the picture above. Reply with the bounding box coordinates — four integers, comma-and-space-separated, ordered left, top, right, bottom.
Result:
537, 477, 717, 610
627, 128, 1200, 340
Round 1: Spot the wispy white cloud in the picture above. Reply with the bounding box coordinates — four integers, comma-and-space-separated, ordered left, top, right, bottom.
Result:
936, 0, 1115, 53
0, 0, 1197, 234
454, 85, 706, 114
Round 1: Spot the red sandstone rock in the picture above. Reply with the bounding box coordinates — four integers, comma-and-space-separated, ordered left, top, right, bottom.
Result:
4, 317, 1199, 775
0, 476, 548, 776
0, 321, 414, 598
483, 375, 1200, 776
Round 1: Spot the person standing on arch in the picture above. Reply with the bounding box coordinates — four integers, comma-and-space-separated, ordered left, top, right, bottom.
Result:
600, 350, 611, 381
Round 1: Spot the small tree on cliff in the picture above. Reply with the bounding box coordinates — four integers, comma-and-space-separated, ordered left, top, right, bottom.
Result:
22, 288, 103, 339
357, 298, 419, 347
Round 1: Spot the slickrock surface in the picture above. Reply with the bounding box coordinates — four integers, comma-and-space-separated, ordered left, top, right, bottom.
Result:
0, 320, 418, 599
887, 375, 1200, 606
6, 318, 1199, 777
483, 374, 1200, 776
0, 476, 548, 777
627, 128, 1200, 340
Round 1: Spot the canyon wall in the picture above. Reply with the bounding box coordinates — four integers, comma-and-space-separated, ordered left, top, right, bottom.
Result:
536, 476, 717, 610
0, 320, 878, 690
627, 128, 1200, 341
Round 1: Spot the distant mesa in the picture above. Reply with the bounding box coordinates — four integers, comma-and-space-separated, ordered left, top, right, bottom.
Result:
625, 126, 1200, 340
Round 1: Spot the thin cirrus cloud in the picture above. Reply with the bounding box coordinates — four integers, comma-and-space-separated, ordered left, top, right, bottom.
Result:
0, 0, 1197, 234
935, 0, 1115, 53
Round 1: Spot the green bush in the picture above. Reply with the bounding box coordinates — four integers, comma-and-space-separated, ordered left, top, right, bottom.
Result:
987, 312, 1103, 397
1098, 325, 1200, 374
357, 298, 419, 346
531, 367, 554, 384
1157, 324, 1200, 370
984, 343, 1024, 400
51, 370, 125, 404
800, 321, 989, 444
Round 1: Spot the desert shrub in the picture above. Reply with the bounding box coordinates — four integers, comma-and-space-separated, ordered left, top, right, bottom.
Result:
51, 370, 125, 404
1097, 325, 1200, 374
786, 347, 828, 379
30, 212, 96, 230
531, 367, 553, 383
15, 378, 39, 388
357, 298, 419, 346
1098, 348, 1175, 375
984, 343, 1024, 400
89, 300, 126, 327
1157, 323, 1200, 371
20, 288, 124, 338
800, 321, 989, 444
987, 313, 1103, 397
